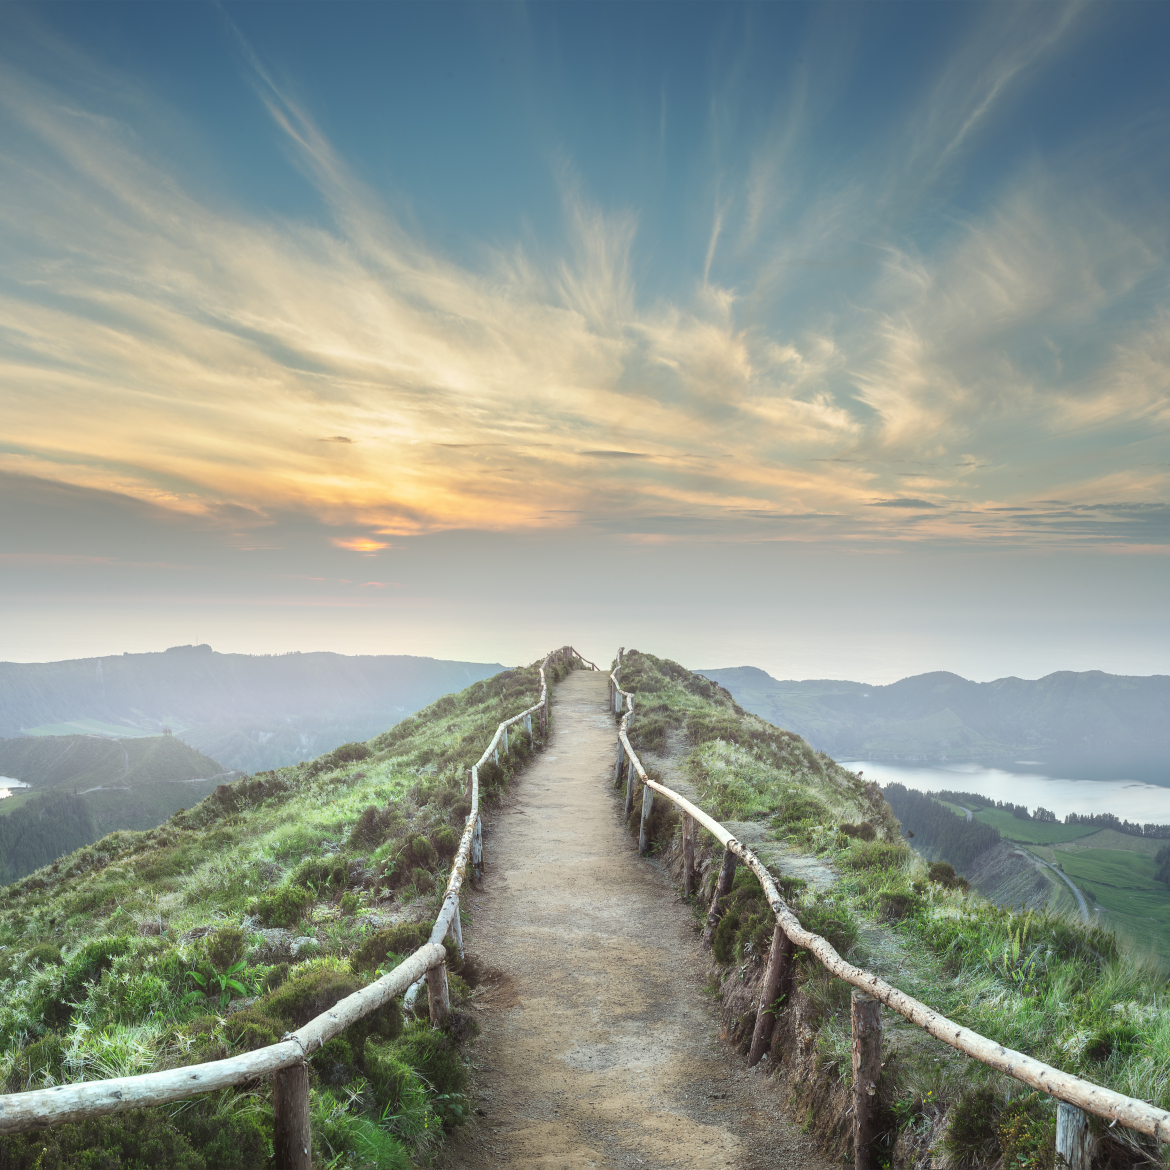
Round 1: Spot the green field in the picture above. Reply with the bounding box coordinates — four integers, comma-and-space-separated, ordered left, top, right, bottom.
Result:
1055, 846, 1170, 961
973, 807, 1098, 844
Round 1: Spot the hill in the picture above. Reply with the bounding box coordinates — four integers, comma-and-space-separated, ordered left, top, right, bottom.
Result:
699, 664, 1170, 775
0, 734, 231, 882
0, 645, 505, 772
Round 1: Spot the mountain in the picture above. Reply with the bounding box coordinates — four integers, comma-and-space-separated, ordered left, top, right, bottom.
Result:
696, 665, 1170, 777
0, 645, 505, 772
0, 732, 231, 881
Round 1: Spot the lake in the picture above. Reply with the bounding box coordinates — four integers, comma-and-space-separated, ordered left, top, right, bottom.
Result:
0, 776, 30, 800
841, 760, 1170, 825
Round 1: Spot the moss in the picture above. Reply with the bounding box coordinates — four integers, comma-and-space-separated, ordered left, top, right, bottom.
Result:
249, 884, 314, 927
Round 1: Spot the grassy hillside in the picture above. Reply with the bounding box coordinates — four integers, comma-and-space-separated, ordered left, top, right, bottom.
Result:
0, 735, 231, 883
701, 664, 1170, 774
0, 659, 553, 1169
0, 645, 505, 772
618, 650, 1168, 1170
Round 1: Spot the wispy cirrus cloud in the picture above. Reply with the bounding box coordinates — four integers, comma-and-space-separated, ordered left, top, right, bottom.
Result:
0, 3, 1167, 557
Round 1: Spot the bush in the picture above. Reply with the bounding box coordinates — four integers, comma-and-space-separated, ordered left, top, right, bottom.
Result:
0, 1108, 205, 1169
928, 861, 970, 891
411, 836, 437, 869
250, 884, 314, 927
839, 821, 876, 841
223, 1006, 283, 1052
878, 889, 922, 922
842, 841, 908, 870
23, 942, 63, 969
6, 1033, 65, 1092
944, 1087, 1001, 1168
394, 1018, 468, 1099
262, 958, 402, 1046
433, 826, 458, 858
171, 1094, 270, 1170
339, 892, 360, 915
797, 901, 859, 956
36, 935, 133, 1028
997, 1094, 1056, 1170
350, 803, 403, 848
207, 926, 246, 972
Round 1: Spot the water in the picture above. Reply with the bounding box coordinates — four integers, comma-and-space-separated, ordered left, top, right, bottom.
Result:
841, 760, 1170, 824
0, 776, 30, 800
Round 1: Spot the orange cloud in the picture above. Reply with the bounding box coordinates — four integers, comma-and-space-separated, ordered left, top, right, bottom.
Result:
331, 537, 389, 553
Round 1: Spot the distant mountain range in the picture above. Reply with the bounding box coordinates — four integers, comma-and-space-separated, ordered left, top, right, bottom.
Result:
0, 645, 505, 772
697, 666, 1170, 779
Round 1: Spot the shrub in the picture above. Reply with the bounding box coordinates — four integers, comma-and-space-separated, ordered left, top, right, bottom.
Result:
797, 901, 859, 955
291, 857, 333, 891
839, 821, 876, 841
842, 841, 908, 871
312, 1034, 357, 1086
223, 1006, 283, 1052
394, 1018, 468, 1100
351, 922, 429, 974
6, 1033, 65, 1092
944, 1087, 1001, 1168
0, 1109, 205, 1169
23, 942, 63, 969
339, 892, 360, 915
928, 861, 970, 891
207, 926, 246, 972
36, 935, 134, 1028
878, 889, 921, 922
171, 1094, 271, 1170
997, 1094, 1056, 1170
262, 958, 401, 1045
411, 836, 437, 869
250, 884, 314, 927
433, 826, 458, 858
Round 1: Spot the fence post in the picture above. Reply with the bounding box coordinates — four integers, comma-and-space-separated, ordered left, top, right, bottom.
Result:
624, 759, 636, 817
540, 696, 547, 737
748, 924, 795, 1066
852, 990, 882, 1170
524, 712, 532, 737
427, 961, 451, 1027
638, 783, 654, 854
704, 848, 738, 944
471, 815, 483, 884
466, 768, 473, 801
682, 815, 695, 896
450, 896, 464, 964
614, 739, 625, 786
273, 1063, 311, 1170
502, 726, 509, 754
1056, 1103, 1093, 1170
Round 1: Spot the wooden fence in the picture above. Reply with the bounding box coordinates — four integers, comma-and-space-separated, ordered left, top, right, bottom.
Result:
608, 648, 1170, 1170
0, 645, 594, 1169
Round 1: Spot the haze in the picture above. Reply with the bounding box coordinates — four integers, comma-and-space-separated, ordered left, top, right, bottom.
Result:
2, 2, 1168, 683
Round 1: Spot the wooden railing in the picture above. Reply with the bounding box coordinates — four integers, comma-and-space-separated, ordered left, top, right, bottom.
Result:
608, 648, 1170, 1170
0, 646, 591, 1168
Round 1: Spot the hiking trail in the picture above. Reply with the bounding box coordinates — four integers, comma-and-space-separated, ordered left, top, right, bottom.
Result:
437, 669, 834, 1169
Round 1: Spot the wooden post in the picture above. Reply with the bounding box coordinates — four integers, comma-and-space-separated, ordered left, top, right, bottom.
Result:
1056, 1103, 1093, 1170
638, 783, 654, 854
426, 961, 451, 1027
524, 712, 532, 737
466, 768, 473, 800
682, 815, 695, 897
852, 990, 882, 1170
471, 815, 483, 883
704, 848, 737, 944
273, 1063, 311, 1170
502, 726, 509, 754
540, 698, 547, 736
450, 896, 464, 964
624, 760, 636, 817
748, 924, 795, 1066
614, 739, 625, 785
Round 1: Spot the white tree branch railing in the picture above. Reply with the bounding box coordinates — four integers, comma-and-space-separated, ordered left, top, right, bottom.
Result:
609, 653, 1170, 1170
0, 646, 586, 1169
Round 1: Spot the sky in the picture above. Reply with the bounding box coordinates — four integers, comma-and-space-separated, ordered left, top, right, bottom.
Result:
1, 1, 1168, 683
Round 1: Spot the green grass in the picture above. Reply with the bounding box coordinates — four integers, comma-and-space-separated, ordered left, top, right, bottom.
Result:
973, 807, 1099, 844
0, 657, 554, 1169
616, 649, 1170, 1170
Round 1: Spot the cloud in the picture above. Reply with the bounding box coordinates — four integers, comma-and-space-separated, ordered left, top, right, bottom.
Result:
331, 538, 390, 553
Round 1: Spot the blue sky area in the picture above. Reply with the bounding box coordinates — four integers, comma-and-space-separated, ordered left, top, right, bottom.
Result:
1, 2, 1168, 681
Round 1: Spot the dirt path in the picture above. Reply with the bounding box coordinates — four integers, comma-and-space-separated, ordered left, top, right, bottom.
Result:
437, 670, 833, 1170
